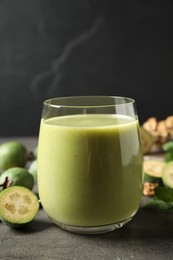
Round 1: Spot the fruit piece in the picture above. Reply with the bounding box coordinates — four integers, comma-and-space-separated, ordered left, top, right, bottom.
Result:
28, 160, 37, 183
143, 160, 165, 184
144, 186, 173, 210
140, 127, 154, 154
0, 167, 34, 190
0, 186, 39, 227
162, 162, 173, 188
0, 141, 27, 171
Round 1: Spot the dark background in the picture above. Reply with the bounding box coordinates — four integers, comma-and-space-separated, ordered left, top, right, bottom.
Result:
0, 0, 173, 136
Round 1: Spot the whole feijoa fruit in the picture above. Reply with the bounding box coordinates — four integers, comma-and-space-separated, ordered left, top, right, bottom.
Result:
0, 141, 27, 171
0, 167, 34, 190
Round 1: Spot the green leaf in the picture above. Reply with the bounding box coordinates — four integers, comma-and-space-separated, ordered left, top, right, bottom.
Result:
164, 152, 173, 162
155, 186, 173, 202
162, 141, 173, 152
144, 197, 173, 210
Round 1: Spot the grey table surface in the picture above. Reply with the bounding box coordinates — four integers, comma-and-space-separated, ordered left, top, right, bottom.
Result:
0, 137, 173, 260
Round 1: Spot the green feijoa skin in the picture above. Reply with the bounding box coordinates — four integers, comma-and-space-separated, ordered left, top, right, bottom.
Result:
0, 141, 27, 171
162, 162, 173, 189
0, 186, 39, 227
28, 160, 37, 183
144, 186, 173, 210
0, 167, 34, 190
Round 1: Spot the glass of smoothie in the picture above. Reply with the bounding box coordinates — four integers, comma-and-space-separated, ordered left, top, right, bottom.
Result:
37, 96, 143, 234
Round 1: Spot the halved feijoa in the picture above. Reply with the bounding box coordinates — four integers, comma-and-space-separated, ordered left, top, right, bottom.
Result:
0, 186, 39, 227
143, 160, 165, 184
162, 162, 173, 189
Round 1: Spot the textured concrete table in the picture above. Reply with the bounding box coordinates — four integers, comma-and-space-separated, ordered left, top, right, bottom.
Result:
0, 138, 173, 260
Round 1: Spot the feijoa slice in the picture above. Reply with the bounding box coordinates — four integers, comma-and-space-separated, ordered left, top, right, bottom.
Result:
0, 186, 39, 227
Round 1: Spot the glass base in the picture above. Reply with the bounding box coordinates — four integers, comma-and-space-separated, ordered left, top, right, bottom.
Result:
52, 217, 133, 234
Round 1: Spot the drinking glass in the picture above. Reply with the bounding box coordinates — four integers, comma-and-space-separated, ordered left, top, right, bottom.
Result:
37, 96, 143, 234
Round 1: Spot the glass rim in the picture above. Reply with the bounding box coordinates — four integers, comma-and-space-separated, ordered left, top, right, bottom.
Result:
43, 96, 135, 109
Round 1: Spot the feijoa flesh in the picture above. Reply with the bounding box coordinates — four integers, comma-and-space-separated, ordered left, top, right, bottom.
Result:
0, 186, 39, 227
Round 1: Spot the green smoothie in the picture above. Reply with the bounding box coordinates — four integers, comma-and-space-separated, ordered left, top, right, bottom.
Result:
38, 114, 143, 227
